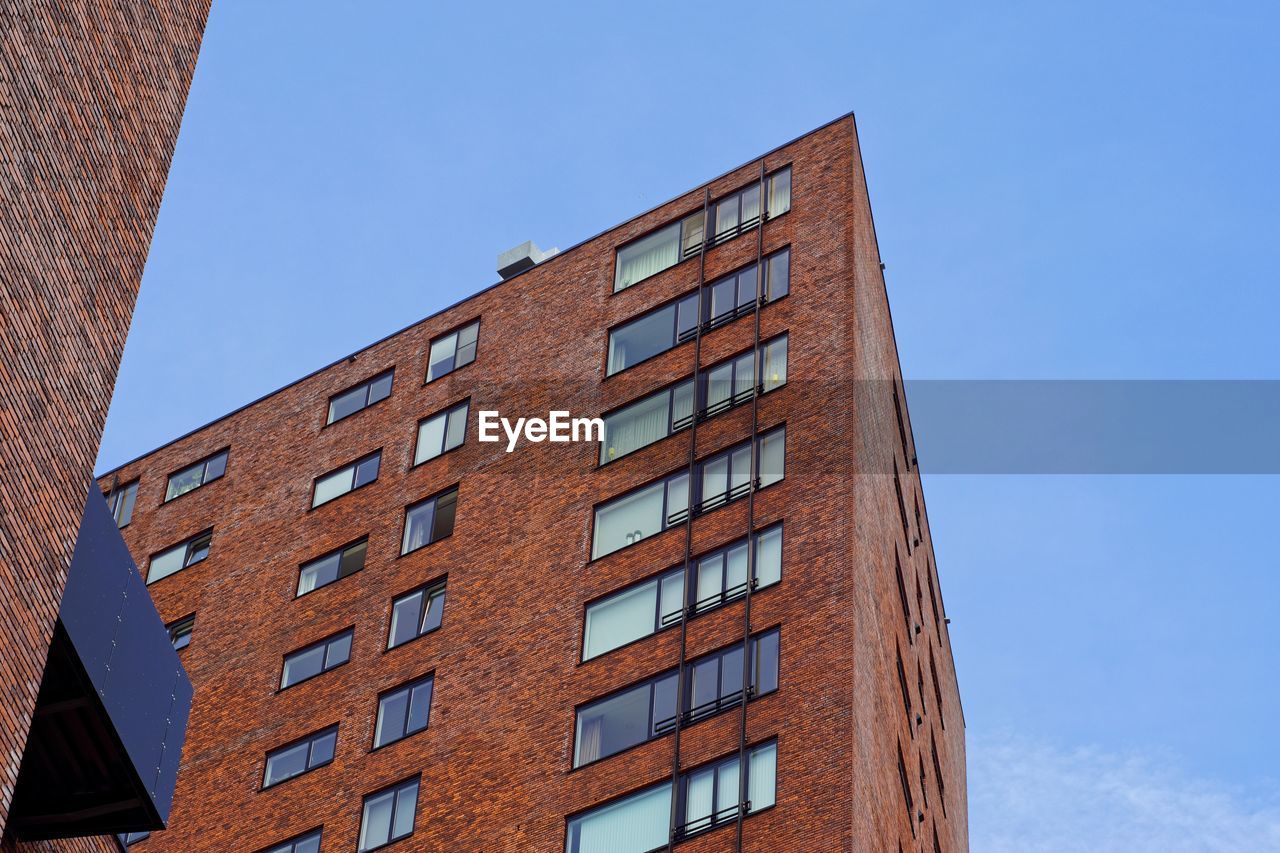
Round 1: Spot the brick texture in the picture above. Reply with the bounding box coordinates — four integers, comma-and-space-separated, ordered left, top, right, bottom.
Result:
0, 1, 209, 848
98, 117, 966, 852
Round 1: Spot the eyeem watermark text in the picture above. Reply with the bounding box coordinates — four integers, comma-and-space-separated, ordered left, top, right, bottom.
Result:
478, 411, 604, 452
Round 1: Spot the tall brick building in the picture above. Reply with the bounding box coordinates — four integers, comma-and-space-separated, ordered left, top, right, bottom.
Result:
0, 2, 211, 850
97, 115, 965, 852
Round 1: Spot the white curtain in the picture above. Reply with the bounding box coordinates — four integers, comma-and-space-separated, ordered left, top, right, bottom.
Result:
402, 502, 435, 553
416, 414, 447, 464
754, 527, 782, 587
724, 543, 748, 593
568, 783, 670, 853
584, 580, 658, 659
605, 393, 671, 460
762, 337, 788, 391
767, 168, 791, 216
684, 770, 714, 828
615, 224, 680, 290
593, 482, 665, 558
748, 743, 778, 811
758, 429, 785, 487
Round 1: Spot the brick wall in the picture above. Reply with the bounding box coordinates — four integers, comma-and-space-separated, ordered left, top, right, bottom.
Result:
0, 1, 210, 847
97, 117, 966, 852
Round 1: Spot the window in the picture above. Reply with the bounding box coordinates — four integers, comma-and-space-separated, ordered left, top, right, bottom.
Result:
611, 167, 791, 293
426, 320, 479, 382
329, 369, 393, 424
895, 550, 912, 642
564, 742, 777, 853
600, 334, 788, 464
297, 539, 367, 596
260, 829, 322, 853
893, 460, 910, 549
358, 777, 419, 852
414, 400, 468, 465
591, 428, 784, 559
147, 530, 212, 584
702, 248, 790, 331
312, 451, 380, 508
931, 731, 947, 816
373, 674, 433, 748
387, 581, 446, 649
605, 250, 789, 378
896, 643, 912, 727
927, 562, 941, 631
606, 292, 698, 375
574, 630, 778, 766
930, 647, 945, 729
118, 831, 149, 846
898, 742, 915, 834
400, 487, 458, 555
105, 480, 138, 527
168, 615, 195, 651
165, 449, 228, 501
678, 741, 777, 838
582, 525, 782, 660
280, 629, 353, 689
263, 726, 337, 788
893, 382, 911, 466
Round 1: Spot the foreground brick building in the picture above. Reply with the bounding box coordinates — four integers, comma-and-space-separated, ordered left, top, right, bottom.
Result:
0, 1, 211, 851
97, 115, 966, 852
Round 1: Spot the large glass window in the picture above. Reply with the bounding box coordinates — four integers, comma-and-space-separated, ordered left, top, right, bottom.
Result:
600, 380, 693, 463
374, 674, 433, 748
147, 530, 212, 584
105, 480, 138, 527
574, 630, 778, 766
426, 321, 479, 382
167, 614, 195, 651
281, 629, 353, 689
401, 486, 458, 554
312, 451, 380, 508
261, 829, 322, 853
702, 247, 791, 332
591, 474, 688, 559
565, 782, 670, 853
695, 427, 785, 514
263, 726, 337, 788
387, 581, 446, 649
358, 777, 419, 852
414, 400, 468, 465
165, 449, 228, 501
328, 369, 393, 425
297, 539, 367, 596
606, 292, 698, 375
678, 741, 777, 837
583, 525, 783, 660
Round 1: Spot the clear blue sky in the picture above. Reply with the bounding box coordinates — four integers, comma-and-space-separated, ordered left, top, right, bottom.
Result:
99, 3, 1280, 849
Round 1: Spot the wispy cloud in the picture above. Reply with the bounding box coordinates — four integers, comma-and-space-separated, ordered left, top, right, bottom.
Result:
970, 733, 1280, 852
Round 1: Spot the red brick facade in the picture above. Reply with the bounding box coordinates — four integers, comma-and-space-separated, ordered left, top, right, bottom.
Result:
0, 1, 210, 849
98, 116, 966, 852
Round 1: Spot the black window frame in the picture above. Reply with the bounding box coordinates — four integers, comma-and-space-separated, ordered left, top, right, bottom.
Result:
163, 448, 229, 503
357, 775, 420, 853
310, 450, 381, 509
146, 528, 213, 585
296, 537, 368, 597
412, 398, 469, 467
167, 614, 195, 652
279, 627, 354, 691
327, 368, 394, 426
385, 578, 447, 650
371, 672, 435, 750
261, 725, 339, 790
399, 485, 459, 556
425, 319, 480, 383
255, 827, 323, 853
105, 479, 139, 528
674, 738, 778, 840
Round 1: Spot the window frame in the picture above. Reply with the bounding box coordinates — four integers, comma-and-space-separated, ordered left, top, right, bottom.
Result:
413, 398, 470, 467
296, 537, 369, 597
675, 739, 778, 840
399, 485, 459, 556
146, 529, 213, 585
310, 450, 381, 509
255, 827, 323, 853
371, 672, 435, 751
163, 448, 229, 503
261, 724, 339, 790
326, 368, 394, 426
424, 319, 480, 384
167, 614, 195, 652
105, 479, 139, 528
385, 578, 447, 650
357, 775, 420, 853
279, 628, 354, 691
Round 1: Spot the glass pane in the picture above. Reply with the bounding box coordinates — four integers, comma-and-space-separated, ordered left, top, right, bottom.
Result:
148, 544, 187, 583
651, 673, 678, 734
313, 467, 353, 507
730, 446, 751, 496
389, 591, 424, 648
671, 380, 694, 429
298, 553, 339, 595
406, 680, 432, 734
714, 194, 739, 238
602, 390, 671, 462
761, 336, 787, 391
704, 363, 732, 412
416, 413, 447, 464
324, 632, 351, 667
293, 833, 321, 853
736, 264, 758, 309
607, 304, 676, 375
203, 451, 227, 482
354, 454, 380, 488
113, 482, 137, 526
457, 321, 479, 349
565, 783, 670, 853
696, 553, 724, 610
767, 168, 791, 216
392, 781, 418, 839
426, 332, 458, 381
431, 490, 457, 540
747, 742, 778, 810
368, 371, 394, 403
264, 741, 309, 786
359, 790, 394, 851
684, 769, 714, 828
339, 541, 367, 578
309, 730, 337, 766
665, 473, 688, 521
282, 645, 324, 687
758, 429, 785, 487
707, 276, 736, 323
592, 481, 665, 558
420, 588, 445, 633
402, 501, 435, 554
185, 534, 211, 566
724, 543, 749, 594
700, 456, 729, 507
659, 570, 685, 625
689, 657, 719, 714
444, 404, 467, 450
676, 293, 699, 339
720, 646, 744, 703
740, 183, 761, 225
680, 210, 705, 256
615, 223, 680, 291
733, 353, 755, 401
375, 689, 409, 747
755, 527, 782, 587
584, 580, 658, 659
575, 685, 650, 765
328, 385, 367, 424
766, 249, 789, 299
166, 464, 203, 500
716, 760, 741, 816
754, 631, 780, 696
455, 339, 477, 368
